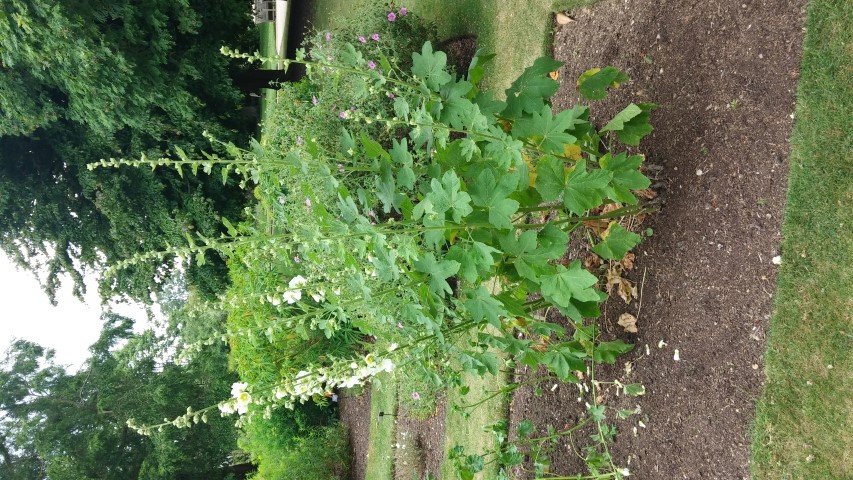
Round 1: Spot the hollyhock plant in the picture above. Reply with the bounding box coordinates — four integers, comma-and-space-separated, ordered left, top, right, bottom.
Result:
387, 11, 396, 22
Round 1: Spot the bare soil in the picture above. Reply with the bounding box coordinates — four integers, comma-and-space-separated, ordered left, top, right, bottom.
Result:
509, 1, 807, 478
340, 1, 808, 478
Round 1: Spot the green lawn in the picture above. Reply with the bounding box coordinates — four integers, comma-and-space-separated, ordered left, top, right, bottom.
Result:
313, 0, 552, 93
257, 21, 279, 139
750, 0, 853, 478
365, 373, 398, 480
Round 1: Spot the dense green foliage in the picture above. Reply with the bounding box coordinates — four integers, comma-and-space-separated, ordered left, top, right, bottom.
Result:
122, 2, 654, 474
0, 0, 255, 303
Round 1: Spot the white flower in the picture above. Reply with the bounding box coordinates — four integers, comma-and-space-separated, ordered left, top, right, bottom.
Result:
235, 391, 251, 414
289, 275, 308, 289
341, 376, 361, 388
333, 288, 342, 296
283, 289, 302, 304
310, 289, 326, 302
388, 343, 398, 352
619, 468, 631, 477
231, 382, 248, 397
379, 358, 395, 373
365, 353, 376, 365
218, 402, 236, 415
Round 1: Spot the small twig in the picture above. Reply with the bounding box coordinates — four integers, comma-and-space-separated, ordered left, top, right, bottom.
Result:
635, 266, 648, 324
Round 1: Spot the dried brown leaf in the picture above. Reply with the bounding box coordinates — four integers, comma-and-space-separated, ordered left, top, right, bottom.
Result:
618, 313, 638, 333
635, 188, 658, 200
583, 253, 601, 269
621, 252, 636, 270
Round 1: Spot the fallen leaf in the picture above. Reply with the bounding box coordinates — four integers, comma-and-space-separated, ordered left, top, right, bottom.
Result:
549, 70, 560, 81
584, 219, 610, 236
621, 252, 636, 270
555, 12, 574, 25
601, 203, 622, 215
618, 313, 638, 333
635, 188, 658, 200
583, 253, 601, 269
606, 265, 637, 303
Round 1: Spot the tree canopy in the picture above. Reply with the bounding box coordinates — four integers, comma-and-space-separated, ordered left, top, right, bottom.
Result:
0, 305, 243, 480
0, 0, 255, 303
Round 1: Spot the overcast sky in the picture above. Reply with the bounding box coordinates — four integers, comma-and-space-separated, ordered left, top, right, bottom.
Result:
0, 253, 150, 372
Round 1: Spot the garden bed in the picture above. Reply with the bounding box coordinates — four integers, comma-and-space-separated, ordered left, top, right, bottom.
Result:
509, 0, 807, 478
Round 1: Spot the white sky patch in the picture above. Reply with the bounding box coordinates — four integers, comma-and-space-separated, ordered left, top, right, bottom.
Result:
0, 252, 153, 372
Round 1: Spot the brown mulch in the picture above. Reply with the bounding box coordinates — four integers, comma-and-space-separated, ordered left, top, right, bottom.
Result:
509, 1, 807, 479
339, 390, 372, 480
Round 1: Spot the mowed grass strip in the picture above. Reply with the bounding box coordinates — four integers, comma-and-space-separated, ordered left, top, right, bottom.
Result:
751, 1, 853, 478
365, 373, 398, 480
257, 21, 279, 138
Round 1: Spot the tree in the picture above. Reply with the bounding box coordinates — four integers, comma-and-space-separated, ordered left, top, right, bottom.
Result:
0, 312, 244, 480
0, 0, 256, 304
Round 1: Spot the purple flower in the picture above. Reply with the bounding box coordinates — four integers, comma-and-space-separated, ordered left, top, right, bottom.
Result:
387, 92, 396, 99
358, 35, 367, 43
412, 391, 421, 401
371, 33, 380, 41
339, 111, 348, 119
399, 7, 407, 16
294, 256, 301, 263
325, 32, 331, 41
367, 60, 376, 70
387, 11, 396, 22
312, 95, 318, 106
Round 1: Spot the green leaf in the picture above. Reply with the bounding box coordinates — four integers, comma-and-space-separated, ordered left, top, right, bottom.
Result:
340, 128, 355, 157
221, 217, 237, 237
503, 57, 563, 119
540, 261, 601, 308
517, 419, 535, 438
600, 103, 656, 146
446, 241, 500, 283
464, 286, 507, 328
624, 383, 646, 396
563, 160, 612, 214
426, 171, 473, 223
413, 253, 460, 297
591, 222, 642, 260
534, 155, 566, 202
535, 224, 569, 260
468, 168, 520, 230
467, 49, 496, 87
593, 339, 634, 364
374, 165, 400, 213
600, 152, 651, 203
360, 132, 389, 160
512, 105, 581, 154
411, 41, 452, 91
577, 67, 629, 100
393, 96, 410, 121
542, 346, 586, 380
440, 79, 475, 130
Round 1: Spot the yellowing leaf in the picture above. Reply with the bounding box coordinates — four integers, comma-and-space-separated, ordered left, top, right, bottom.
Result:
618, 313, 638, 333
549, 70, 560, 81
563, 143, 582, 160
524, 152, 537, 187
